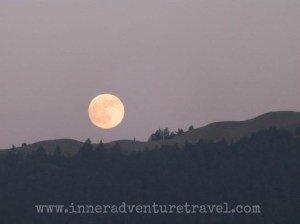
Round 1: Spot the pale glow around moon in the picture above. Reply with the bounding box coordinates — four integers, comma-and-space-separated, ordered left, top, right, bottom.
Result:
88, 94, 125, 129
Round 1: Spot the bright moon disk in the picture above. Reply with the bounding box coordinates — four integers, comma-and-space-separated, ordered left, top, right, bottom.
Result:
88, 94, 125, 129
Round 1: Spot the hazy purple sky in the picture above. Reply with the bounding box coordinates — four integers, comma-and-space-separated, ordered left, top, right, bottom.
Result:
0, 0, 299, 148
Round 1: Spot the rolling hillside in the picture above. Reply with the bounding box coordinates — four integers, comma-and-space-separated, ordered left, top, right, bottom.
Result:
3, 111, 300, 154
172, 111, 300, 143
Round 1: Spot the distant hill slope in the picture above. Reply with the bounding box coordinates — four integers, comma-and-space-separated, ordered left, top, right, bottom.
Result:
4, 111, 300, 154
172, 111, 300, 143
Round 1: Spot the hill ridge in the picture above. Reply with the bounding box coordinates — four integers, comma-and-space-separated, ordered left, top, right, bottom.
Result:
3, 111, 300, 153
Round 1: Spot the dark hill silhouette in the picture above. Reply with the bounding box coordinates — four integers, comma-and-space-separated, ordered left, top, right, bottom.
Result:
5, 111, 300, 154
1, 126, 299, 224
172, 111, 300, 143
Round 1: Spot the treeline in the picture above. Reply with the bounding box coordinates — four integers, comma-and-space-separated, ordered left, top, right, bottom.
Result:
0, 127, 299, 224
149, 125, 194, 141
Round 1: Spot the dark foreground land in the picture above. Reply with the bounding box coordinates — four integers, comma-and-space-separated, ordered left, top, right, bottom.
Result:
0, 127, 299, 224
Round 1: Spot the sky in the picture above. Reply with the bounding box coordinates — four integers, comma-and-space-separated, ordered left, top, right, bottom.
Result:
0, 0, 300, 148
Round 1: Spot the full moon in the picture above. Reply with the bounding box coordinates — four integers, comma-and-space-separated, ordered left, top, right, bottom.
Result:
88, 94, 125, 129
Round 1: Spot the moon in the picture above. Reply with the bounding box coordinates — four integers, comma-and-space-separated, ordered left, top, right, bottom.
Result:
88, 94, 125, 129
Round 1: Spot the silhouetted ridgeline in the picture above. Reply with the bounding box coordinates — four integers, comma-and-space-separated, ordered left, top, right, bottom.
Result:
0, 127, 299, 224
4, 111, 300, 154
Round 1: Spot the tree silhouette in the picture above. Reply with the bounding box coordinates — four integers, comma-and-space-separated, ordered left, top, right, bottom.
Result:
78, 138, 94, 158
188, 125, 194, 131
176, 128, 184, 135
81, 138, 93, 152
149, 129, 163, 141
96, 140, 105, 151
